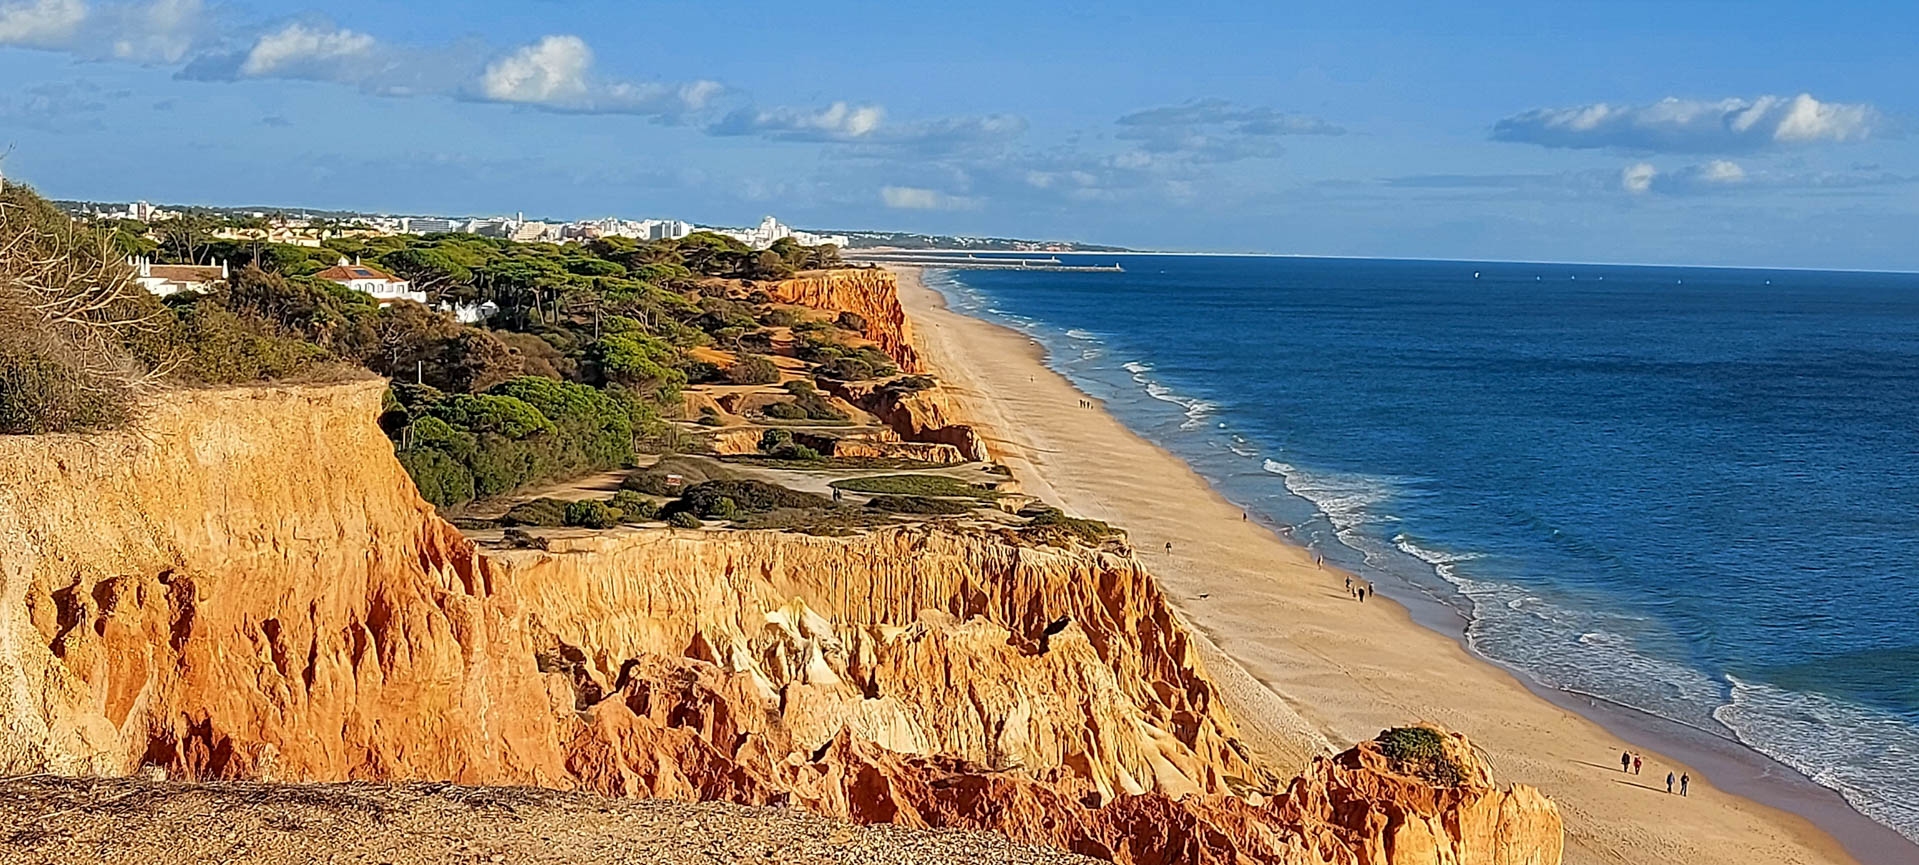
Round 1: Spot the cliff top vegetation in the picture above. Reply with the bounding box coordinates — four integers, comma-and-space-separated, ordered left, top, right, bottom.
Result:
1, 182, 884, 511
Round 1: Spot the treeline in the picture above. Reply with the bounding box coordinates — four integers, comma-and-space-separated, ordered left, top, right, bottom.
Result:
4, 182, 888, 510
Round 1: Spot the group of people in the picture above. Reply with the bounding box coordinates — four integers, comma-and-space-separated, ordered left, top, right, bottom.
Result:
1621, 750, 1690, 796
1076, 398, 1094, 409
1344, 574, 1370, 602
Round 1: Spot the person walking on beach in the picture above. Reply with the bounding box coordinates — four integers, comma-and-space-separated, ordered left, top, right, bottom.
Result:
1345, 575, 1353, 594
1633, 755, 1642, 775
1620, 752, 1631, 773
1680, 773, 1689, 797
1165, 541, 1173, 555
1666, 772, 1675, 794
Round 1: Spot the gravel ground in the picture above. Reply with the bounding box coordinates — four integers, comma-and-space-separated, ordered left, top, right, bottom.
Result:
0, 777, 1102, 865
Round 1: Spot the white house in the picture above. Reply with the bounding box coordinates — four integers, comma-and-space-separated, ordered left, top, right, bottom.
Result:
129, 256, 227, 296
314, 257, 426, 304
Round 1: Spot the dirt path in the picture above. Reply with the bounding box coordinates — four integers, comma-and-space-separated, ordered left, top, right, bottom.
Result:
0, 777, 1099, 865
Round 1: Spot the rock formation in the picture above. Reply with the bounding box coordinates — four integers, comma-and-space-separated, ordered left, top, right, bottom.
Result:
766, 269, 922, 373
825, 378, 991, 462
705, 427, 963, 464
0, 381, 1560, 864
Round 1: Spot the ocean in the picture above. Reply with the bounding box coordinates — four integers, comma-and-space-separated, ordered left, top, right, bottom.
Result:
923, 255, 1919, 844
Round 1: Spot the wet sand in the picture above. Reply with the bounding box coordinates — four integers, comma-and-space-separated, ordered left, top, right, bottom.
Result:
890, 265, 1903, 865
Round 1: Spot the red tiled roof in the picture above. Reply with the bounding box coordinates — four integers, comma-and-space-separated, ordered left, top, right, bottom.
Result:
314, 264, 402, 283
144, 265, 224, 281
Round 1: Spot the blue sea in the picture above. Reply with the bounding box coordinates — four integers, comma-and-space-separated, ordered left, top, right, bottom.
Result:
924, 255, 1919, 844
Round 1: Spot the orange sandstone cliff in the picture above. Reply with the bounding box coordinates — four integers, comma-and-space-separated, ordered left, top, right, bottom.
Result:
0, 381, 1560, 865
766, 269, 923, 374
763, 268, 988, 460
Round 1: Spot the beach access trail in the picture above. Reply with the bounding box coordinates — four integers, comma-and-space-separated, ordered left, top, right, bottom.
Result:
890, 265, 1864, 865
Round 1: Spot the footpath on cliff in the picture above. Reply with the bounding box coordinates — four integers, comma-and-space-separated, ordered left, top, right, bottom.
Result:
1, 268, 1563, 865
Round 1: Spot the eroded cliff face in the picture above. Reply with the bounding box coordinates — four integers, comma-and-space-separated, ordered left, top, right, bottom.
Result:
766, 269, 922, 373
825, 379, 991, 462
0, 382, 1560, 865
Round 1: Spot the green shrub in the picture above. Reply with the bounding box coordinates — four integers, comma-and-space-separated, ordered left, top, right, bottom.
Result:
0, 352, 133, 435
502, 497, 570, 527
609, 490, 658, 522
795, 392, 847, 421
428, 393, 553, 439
1023, 508, 1118, 545
674, 479, 830, 516
814, 357, 873, 381
397, 447, 476, 508
759, 307, 802, 327
762, 400, 807, 420
831, 474, 993, 498
562, 499, 621, 529
776, 444, 821, 461
169, 301, 330, 384
666, 511, 702, 529
882, 375, 937, 396
725, 354, 781, 385
1376, 727, 1467, 787
759, 428, 795, 452
738, 330, 776, 353
863, 495, 970, 515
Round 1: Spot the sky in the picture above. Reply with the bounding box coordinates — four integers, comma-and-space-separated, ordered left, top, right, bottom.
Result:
1, 0, 1916, 269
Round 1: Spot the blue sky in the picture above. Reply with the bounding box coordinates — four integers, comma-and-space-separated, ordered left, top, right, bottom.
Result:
2, 0, 1916, 268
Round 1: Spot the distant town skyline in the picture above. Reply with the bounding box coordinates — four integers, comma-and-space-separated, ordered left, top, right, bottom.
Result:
2, 0, 1916, 269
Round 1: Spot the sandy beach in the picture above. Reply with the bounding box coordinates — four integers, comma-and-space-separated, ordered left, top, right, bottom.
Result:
889, 265, 1898, 865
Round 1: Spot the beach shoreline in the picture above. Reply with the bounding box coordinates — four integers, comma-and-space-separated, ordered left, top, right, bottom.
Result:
887, 264, 1912, 865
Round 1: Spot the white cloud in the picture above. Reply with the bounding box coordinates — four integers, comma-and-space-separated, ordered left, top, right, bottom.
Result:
1113, 99, 1343, 164
880, 185, 979, 210
470, 34, 718, 117
710, 101, 885, 141
1695, 159, 1747, 184
1, 0, 202, 62
1772, 94, 1877, 143
239, 22, 376, 78
0, 0, 86, 46
1621, 162, 1657, 194
109, 0, 198, 62
1495, 94, 1882, 153
480, 34, 590, 104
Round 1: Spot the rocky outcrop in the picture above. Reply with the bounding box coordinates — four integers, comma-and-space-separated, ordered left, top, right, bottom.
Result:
825, 379, 990, 462
824, 438, 963, 463
0, 382, 1560, 865
766, 269, 922, 373
707, 428, 961, 464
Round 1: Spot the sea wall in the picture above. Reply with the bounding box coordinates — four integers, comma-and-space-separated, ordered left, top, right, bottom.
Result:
0, 382, 1560, 864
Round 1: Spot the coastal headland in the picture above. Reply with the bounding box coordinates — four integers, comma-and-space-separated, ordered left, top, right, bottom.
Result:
0, 259, 1873, 864
884, 265, 1891, 865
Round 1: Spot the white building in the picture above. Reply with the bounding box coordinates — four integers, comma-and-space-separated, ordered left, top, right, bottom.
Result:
641, 219, 694, 241
445, 300, 500, 324
715, 216, 846, 250
315, 257, 425, 304
129, 257, 228, 296
404, 216, 460, 234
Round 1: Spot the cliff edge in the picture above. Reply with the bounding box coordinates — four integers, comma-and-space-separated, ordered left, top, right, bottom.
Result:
0, 381, 1560, 864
